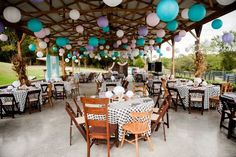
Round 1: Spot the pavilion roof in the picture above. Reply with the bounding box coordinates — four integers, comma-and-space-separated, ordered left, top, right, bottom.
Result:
0, 0, 236, 48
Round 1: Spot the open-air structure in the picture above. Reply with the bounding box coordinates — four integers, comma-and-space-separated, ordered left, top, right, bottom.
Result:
0, 1, 236, 157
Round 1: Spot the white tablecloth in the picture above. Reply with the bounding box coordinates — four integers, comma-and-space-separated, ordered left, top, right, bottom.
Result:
101, 81, 121, 92
175, 85, 220, 109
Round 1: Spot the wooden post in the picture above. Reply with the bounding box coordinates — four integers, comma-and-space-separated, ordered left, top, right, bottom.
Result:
71, 52, 75, 74
194, 25, 205, 77
171, 38, 175, 76
61, 54, 66, 76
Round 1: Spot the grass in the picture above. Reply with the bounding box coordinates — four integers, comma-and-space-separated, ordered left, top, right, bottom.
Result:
0, 62, 106, 86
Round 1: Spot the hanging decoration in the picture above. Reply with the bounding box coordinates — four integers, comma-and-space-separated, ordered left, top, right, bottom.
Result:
181, 8, 189, 19
156, 29, 165, 38
3, 6, 21, 23
156, 0, 179, 22
146, 13, 160, 27
28, 44, 36, 52
102, 26, 110, 33
174, 35, 182, 42
52, 46, 58, 52
97, 16, 109, 28
166, 20, 178, 31
44, 28, 51, 35
211, 19, 223, 29
56, 37, 69, 47
122, 38, 128, 43
66, 44, 72, 50
136, 38, 145, 46
0, 34, 8, 41
27, 18, 43, 32
88, 36, 99, 47
103, 0, 122, 7
222, 32, 234, 44
149, 39, 155, 45
36, 51, 43, 58
34, 28, 46, 38
179, 30, 187, 37
138, 26, 148, 36
76, 25, 84, 33
69, 9, 80, 20
65, 58, 70, 63
188, 4, 206, 22
99, 38, 106, 45
155, 37, 163, 43
216, 0, 235, 5
116, 30, 124, 38
39, 41, 47, 49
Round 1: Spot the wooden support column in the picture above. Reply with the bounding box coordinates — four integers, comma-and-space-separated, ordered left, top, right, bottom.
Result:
71, 52, 75, 74
61, 54, 66, 77
171, 38, 175, 76
194, 25, 205, 77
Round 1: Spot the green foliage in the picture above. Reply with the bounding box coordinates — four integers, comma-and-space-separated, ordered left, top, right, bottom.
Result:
220, 51, 236, 71
133, 57, 145, 68
205, 54, 222, 70
161, 57, 171, 69
175, 54, 195, 71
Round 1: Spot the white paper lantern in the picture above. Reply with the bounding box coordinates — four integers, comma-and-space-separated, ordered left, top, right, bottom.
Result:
116, 30, 124, 38
181, 8, 189, 19
126, 90, 134, 98
149, 39, 155, 45
0, 34, 8, 41
39, 41, 47, 49
144, 45, 149, 51
122, 38, 128, 43
3, 6, 21, 23
99, 45, 104, 50
34, 29, 46, 38
117, 40, 122, 45
133, 49, 139, 57
59, 48, 65, 54
113, 86, 125, 95
105, 45, 110, 49
36, 51, 43, 58
103, 0, 122, 7
77, 41, 83, 45
66, 44, 72, 50
69, 9, 80, 20
179, 30, 187, 37
89, 53, 95, 58
76, 25, 84, 33
65, 58, 70, 63
132, 39, 136, 44
146, 13, 160, 27
75, 59, 79, 63
216, 0, 235, 5
59, 52, 64, 56
105, 91, 113, 98
156, 29, 165, 38
44, 28, 50, 35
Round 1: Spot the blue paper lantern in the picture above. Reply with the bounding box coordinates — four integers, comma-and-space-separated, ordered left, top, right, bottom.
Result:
56, 37, 69, 47
52, 46, 58, 52
136, 38, 145, 46
155, 37, 163, 43
211, 19, 223, 29
88, 36, 99, 47
99, 38, 106, 45
156, 0, 179, 22
28, 44, 36, 52
188, 4, 206, 22
166, 20, 178, 31
102, 26, 110, 33
27, 18, 43, 32
67, 53, 72, 58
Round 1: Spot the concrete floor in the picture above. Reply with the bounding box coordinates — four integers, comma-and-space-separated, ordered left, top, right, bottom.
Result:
0, 83, 236, 157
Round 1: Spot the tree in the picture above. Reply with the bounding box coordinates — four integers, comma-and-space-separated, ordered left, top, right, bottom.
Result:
133, 57, 145, 68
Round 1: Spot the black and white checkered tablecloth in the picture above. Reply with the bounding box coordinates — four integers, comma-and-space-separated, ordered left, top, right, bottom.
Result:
88, 97, 154, 141
175, 85, 220, 109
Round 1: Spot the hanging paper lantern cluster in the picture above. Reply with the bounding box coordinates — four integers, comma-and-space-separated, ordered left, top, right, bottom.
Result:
88, 36, 99, 47
211, 19, 223, 29
149, 39, 155, 45
188, 4, 206, 22
27, 18, 43, 32
116, 30, 124, 38
34, 28, 46, 38
216, 0, 235, 5
156, 29, 165, 38
36, 51, 43, 58
146, 13, 160, 27
155, 37, 163, 43
76, 25, 84, 34
136, 38, 145, 46
0, 34, 8, 41
66, 44, 72, 50
181, 9, 189, 19
3, 6, 21, 23
102, 26, 110, 33
28, 44, 36, 52
156, 0, 179, 22
56, 37, 69, 47
222, 32, 234, 44
69, 9, 80, 20
167, 20, 178, 31
138, 26, 148, 36
103, 0, 122, 7
97, 16, 109, 28
39, 41, 47, 49
122, 38, 128, 43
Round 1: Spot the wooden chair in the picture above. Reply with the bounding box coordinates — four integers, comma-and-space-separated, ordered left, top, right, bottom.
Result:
219, 96, 236, 139
134, 74, 144, 83
188, 89, 205, 115
54, 83, 66, 99
133, 82, 147, 97
26, 89, 41, 114
71, 82, 80, 96
65, 102, 86, 145
40, 84, 48, 95
166, 80, 176, 87
42, 83, 53, 107
161, 78, 169, 98
151, 97, 170, 141
81, 97, 118, 157
122, 80, 129, 90
150, 81, 162, 107
105, 83, 117, 91
0, 93, 20, 118
167, 87, 186, 111
121, 110, 153, 157
95, 80, 102, 94
72, 97, 83, 116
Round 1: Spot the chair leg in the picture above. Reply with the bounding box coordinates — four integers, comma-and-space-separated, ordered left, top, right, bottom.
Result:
166, 111, 169, 128
87, 138, 90, 157
162, 122, 166, 141
135, 134, 139, 157
188, 102, 191, 114
12, 104, 14, 118
0, 105, 2, 119
220, 112, 225, 128
227, 120, 233, 139
146, 134, 154, 151
70, 120, 72, 146
107, 138, 110, 157
120, 130, 126, 147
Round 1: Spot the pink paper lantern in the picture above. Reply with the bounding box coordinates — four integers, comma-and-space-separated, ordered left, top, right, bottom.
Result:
166, 46, 171, 51
76, 25, 84, 34
131, 43, 136, 49
138, 26, 148, 36
146, 13, 160, 27
34, 29, 46, 38
97, 16, 108, 28
156, 29, 165, 38
122, 38, 128, 43
44, 37, 49, 43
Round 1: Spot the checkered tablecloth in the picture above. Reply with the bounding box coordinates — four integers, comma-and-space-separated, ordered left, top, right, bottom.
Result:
88, 97, 154, 141
175, 85, 220, 109
0, 87, 42, 112
101, 81, 121, 92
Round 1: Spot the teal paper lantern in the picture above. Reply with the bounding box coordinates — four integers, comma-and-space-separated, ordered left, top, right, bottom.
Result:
155, 37, 163, 43
52, 46, 58, 52
211, 19, 223, 29
80, 46, 86, 52
136, 38, 145, 46
102, 26, 110, 33
67, 53, 72, 58
88, 36, 99, 47
99, 51, 106, 57
27, 18, 43, 32
72, 56, 77, 61
99, 38, 106, 45
156, 0, 179, 22
188, 4, 206, 22
28, 44, 36, 52
166, 20, 178, 31
122, 44, 128, 49
56, 37, 69, 47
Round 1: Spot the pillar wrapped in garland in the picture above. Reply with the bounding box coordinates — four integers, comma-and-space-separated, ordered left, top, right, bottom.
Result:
46, 54, 60, 81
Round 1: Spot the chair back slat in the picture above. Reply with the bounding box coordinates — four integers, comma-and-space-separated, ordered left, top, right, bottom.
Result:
40, 84, 48, 93
85, 106, 107, 115
73, 97, 83, 116
87, 119, 107, 127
